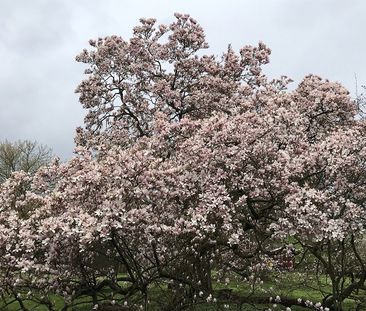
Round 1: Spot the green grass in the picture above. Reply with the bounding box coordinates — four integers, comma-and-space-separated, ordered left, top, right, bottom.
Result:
2, 273, 365, 310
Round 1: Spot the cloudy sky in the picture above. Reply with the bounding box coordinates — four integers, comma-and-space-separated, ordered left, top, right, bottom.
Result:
0, 0, 365, 160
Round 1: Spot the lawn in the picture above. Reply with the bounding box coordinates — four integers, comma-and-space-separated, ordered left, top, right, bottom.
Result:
2, 272, 365, 310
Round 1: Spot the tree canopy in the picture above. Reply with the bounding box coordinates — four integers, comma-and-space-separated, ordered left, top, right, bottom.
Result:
0, 14, 365, 311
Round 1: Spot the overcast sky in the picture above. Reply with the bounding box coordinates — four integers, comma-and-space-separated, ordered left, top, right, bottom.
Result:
1, 0, 365, 160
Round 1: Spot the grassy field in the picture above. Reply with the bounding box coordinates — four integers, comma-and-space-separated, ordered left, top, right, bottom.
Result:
2, 273, 365, 310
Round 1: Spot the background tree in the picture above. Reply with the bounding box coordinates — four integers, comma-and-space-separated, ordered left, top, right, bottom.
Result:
0, 140, 52, 182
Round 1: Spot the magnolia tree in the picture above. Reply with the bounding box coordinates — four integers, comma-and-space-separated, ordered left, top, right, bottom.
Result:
0, 14, 366, 311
